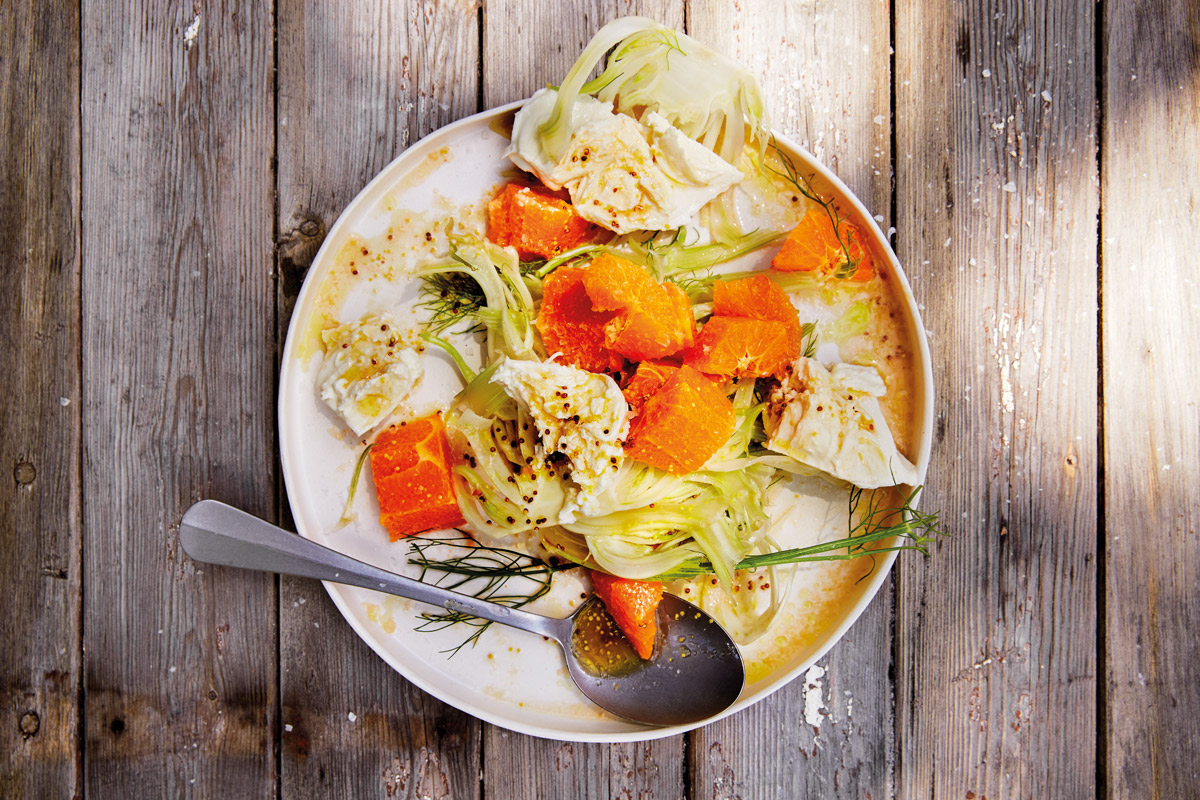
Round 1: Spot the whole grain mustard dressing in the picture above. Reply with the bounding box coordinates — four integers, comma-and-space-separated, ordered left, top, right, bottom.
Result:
296, 189, 485, 364
570, 602, 646, 678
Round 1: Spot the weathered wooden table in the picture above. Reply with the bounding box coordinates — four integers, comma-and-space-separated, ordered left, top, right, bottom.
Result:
4, 1, 1198, 797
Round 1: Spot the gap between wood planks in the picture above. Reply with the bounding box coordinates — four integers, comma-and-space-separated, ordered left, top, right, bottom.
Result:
887, 0, 904, 789
1093, 0, 1107, 793
272, 0, 284, 795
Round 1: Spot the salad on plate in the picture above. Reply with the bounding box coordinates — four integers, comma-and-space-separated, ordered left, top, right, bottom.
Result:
280, 17, 939, 736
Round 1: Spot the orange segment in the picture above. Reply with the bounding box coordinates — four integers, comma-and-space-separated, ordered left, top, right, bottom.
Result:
625, 365, 736, 474
487, 183, 601, 259
621, 359, 726, 418
536, 265, 625, 373
582, 253, 695, 360
370, 414, 465, 540
621, 360, 680, 417
590, 571, 663, 660
713, 274, 803, 352
685, 316, 797, 378
772, 207, 875, 281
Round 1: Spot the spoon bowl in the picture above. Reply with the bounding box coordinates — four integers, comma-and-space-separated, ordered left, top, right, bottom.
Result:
565, 594, 745, 726
179, 500, 745, 727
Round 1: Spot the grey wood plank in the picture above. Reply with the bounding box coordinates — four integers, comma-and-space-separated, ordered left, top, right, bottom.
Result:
275, 2, 483, 797
478, 4, 690, 796
481, 1, 683, 107
81, 3, 278, 795
483, 734, 686, 799
278, 588, 481, 800
685, 1, 897, 796
894, 0, 1098, 797
0, 1, 82, 796
1102, 3, 1200, 796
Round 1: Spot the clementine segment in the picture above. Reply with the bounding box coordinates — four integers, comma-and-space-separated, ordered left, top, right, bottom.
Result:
713, 274, 803, 352
487, 183, 600, 259
537, 265, 625, 373
625, 365, 736, 474
590, 571, 663, 660
772, 207, 875, 282
686, 316, 795, 379
370, 414, 465, 540
582, 253, 695, 360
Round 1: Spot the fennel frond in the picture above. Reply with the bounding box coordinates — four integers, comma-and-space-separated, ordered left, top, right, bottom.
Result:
417, 270, 487, 335
406, 534, 575, 655
801, 321, 818, 359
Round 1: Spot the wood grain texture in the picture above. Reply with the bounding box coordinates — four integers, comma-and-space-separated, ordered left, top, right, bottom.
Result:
478, 5, 690, 797
7, 1, 1199, 795
0, 1, 82, 797
275, 2, 483, 797
895, 0, 1098, 797
1102, 1, 1200, 796
483, 734, 686, 799
481, 1, 684, 107
686, 1, 896, 796
81, 2, 278, 796
278, 588, 481, 800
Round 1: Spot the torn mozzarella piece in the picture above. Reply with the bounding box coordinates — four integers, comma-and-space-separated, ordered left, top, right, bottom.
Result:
764, 357, 919, 488
506, 89, 743, 233
318, 313, 422, 436
492, 357, 629, 523
507, 89, 614, 180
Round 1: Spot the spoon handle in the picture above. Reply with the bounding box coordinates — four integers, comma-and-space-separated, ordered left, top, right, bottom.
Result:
179, 500, 566, 641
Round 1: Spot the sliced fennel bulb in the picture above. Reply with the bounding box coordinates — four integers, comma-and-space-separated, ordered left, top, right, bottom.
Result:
445, 368, 773, 587
540, 17, 769, 166
444, 366, 568, 538
547, 459, 773, 587
418, 236, 540, 364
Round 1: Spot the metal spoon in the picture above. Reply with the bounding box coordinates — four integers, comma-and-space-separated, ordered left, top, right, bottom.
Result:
179, 500, 745, 727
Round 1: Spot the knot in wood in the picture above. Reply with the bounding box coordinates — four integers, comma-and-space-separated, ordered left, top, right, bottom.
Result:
14, 461, 35, 486
19, 711, 40, 736
299, 219, 321, 237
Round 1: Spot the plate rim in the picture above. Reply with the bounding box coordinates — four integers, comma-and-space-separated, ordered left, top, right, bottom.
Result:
277, 100, 934, 743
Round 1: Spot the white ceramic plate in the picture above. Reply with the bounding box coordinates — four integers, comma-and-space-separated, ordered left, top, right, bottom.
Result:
278, 101, 933, 742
